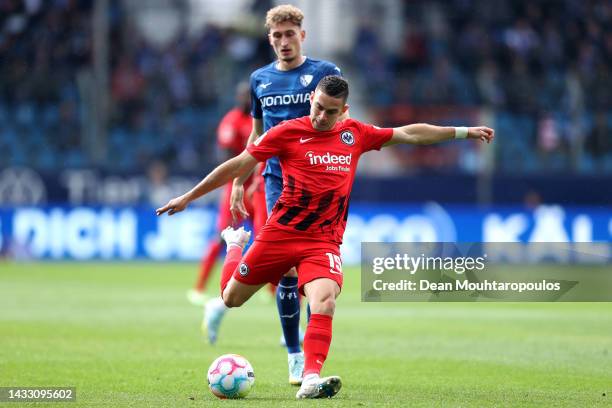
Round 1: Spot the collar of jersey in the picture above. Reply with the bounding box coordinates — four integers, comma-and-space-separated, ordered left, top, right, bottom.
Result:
305, 117, 346, 134
274, 56, 309, 73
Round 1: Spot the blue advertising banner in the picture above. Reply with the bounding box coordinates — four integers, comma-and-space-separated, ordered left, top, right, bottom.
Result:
0, 203, 610, 264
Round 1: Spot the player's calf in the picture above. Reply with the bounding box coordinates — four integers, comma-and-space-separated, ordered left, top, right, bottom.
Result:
218, 227, 252, 303
277, 274, 302, 353
301, 279, 340, 381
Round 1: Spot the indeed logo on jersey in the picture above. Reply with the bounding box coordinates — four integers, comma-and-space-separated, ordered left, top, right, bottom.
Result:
261, 92, 311, 108
305, 151, 352, 172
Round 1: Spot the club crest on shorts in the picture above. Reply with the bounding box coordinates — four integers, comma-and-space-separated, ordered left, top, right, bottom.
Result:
239, 263, 249, 277
340, 131, 354, 145
300, 74, 313, 87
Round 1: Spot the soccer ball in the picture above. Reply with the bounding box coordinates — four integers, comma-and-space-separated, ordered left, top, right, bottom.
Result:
207, 354, 255, 399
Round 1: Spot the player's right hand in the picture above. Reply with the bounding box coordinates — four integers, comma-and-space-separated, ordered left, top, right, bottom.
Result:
156, 195, 189, 216
230, 184, 249, 222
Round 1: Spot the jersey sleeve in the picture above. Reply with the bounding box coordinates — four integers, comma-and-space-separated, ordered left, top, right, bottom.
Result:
216, 111, 238, 149
324, 61, 343, 77
358, 122, 394, 153
250, 73, 262, 119
246, 123, 285, 162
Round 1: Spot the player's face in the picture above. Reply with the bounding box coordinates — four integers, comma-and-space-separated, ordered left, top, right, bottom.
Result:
268, 22, 305, 63
310, 90, 348, 131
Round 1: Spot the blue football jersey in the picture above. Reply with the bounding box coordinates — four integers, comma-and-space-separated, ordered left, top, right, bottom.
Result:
250, 57, 342, 178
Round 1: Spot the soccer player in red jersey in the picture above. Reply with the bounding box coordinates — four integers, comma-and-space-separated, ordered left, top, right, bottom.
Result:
157, 76, 494, 399
187, 82, 267, 306
204, 6, 346, 384
218, 6, 347, 384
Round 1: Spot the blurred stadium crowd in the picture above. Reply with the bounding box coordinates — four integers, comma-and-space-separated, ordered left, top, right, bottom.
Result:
0, 0, 610, 174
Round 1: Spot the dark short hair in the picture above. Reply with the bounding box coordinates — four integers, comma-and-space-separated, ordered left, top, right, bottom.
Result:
315, 75, 349, 102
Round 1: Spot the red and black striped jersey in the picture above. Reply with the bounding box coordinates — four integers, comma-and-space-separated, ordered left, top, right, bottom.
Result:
247, 116, 393, 244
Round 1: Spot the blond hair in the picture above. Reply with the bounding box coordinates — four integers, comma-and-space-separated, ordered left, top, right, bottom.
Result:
265, 4, 304, 30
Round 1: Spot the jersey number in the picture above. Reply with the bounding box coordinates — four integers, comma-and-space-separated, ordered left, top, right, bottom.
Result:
325, 253, 343, 275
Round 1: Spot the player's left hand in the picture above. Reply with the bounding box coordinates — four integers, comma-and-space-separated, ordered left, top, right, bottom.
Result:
156, 195, 190, 216
467, 126, 495, 143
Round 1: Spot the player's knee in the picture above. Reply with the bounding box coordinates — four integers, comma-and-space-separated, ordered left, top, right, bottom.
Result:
222, 291, 246, 308
310, 295, 335, 316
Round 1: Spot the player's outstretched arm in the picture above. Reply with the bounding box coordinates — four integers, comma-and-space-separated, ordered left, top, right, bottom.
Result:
230, 118, 264, 220
156, 150, 259, 216
383, 124, 494, 147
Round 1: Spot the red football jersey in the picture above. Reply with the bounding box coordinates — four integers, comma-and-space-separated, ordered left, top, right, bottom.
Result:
217, 108, 252, 156
247, 116, 393, 243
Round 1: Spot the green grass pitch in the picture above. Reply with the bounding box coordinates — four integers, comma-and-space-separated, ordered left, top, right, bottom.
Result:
1, 262, 611, 407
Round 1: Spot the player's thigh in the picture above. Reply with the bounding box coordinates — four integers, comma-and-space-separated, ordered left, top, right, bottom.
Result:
295, 242, 343, 296
234, 238, 296, 287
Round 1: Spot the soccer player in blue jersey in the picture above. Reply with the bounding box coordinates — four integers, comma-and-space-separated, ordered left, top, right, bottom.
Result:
203, 4, 345, 386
